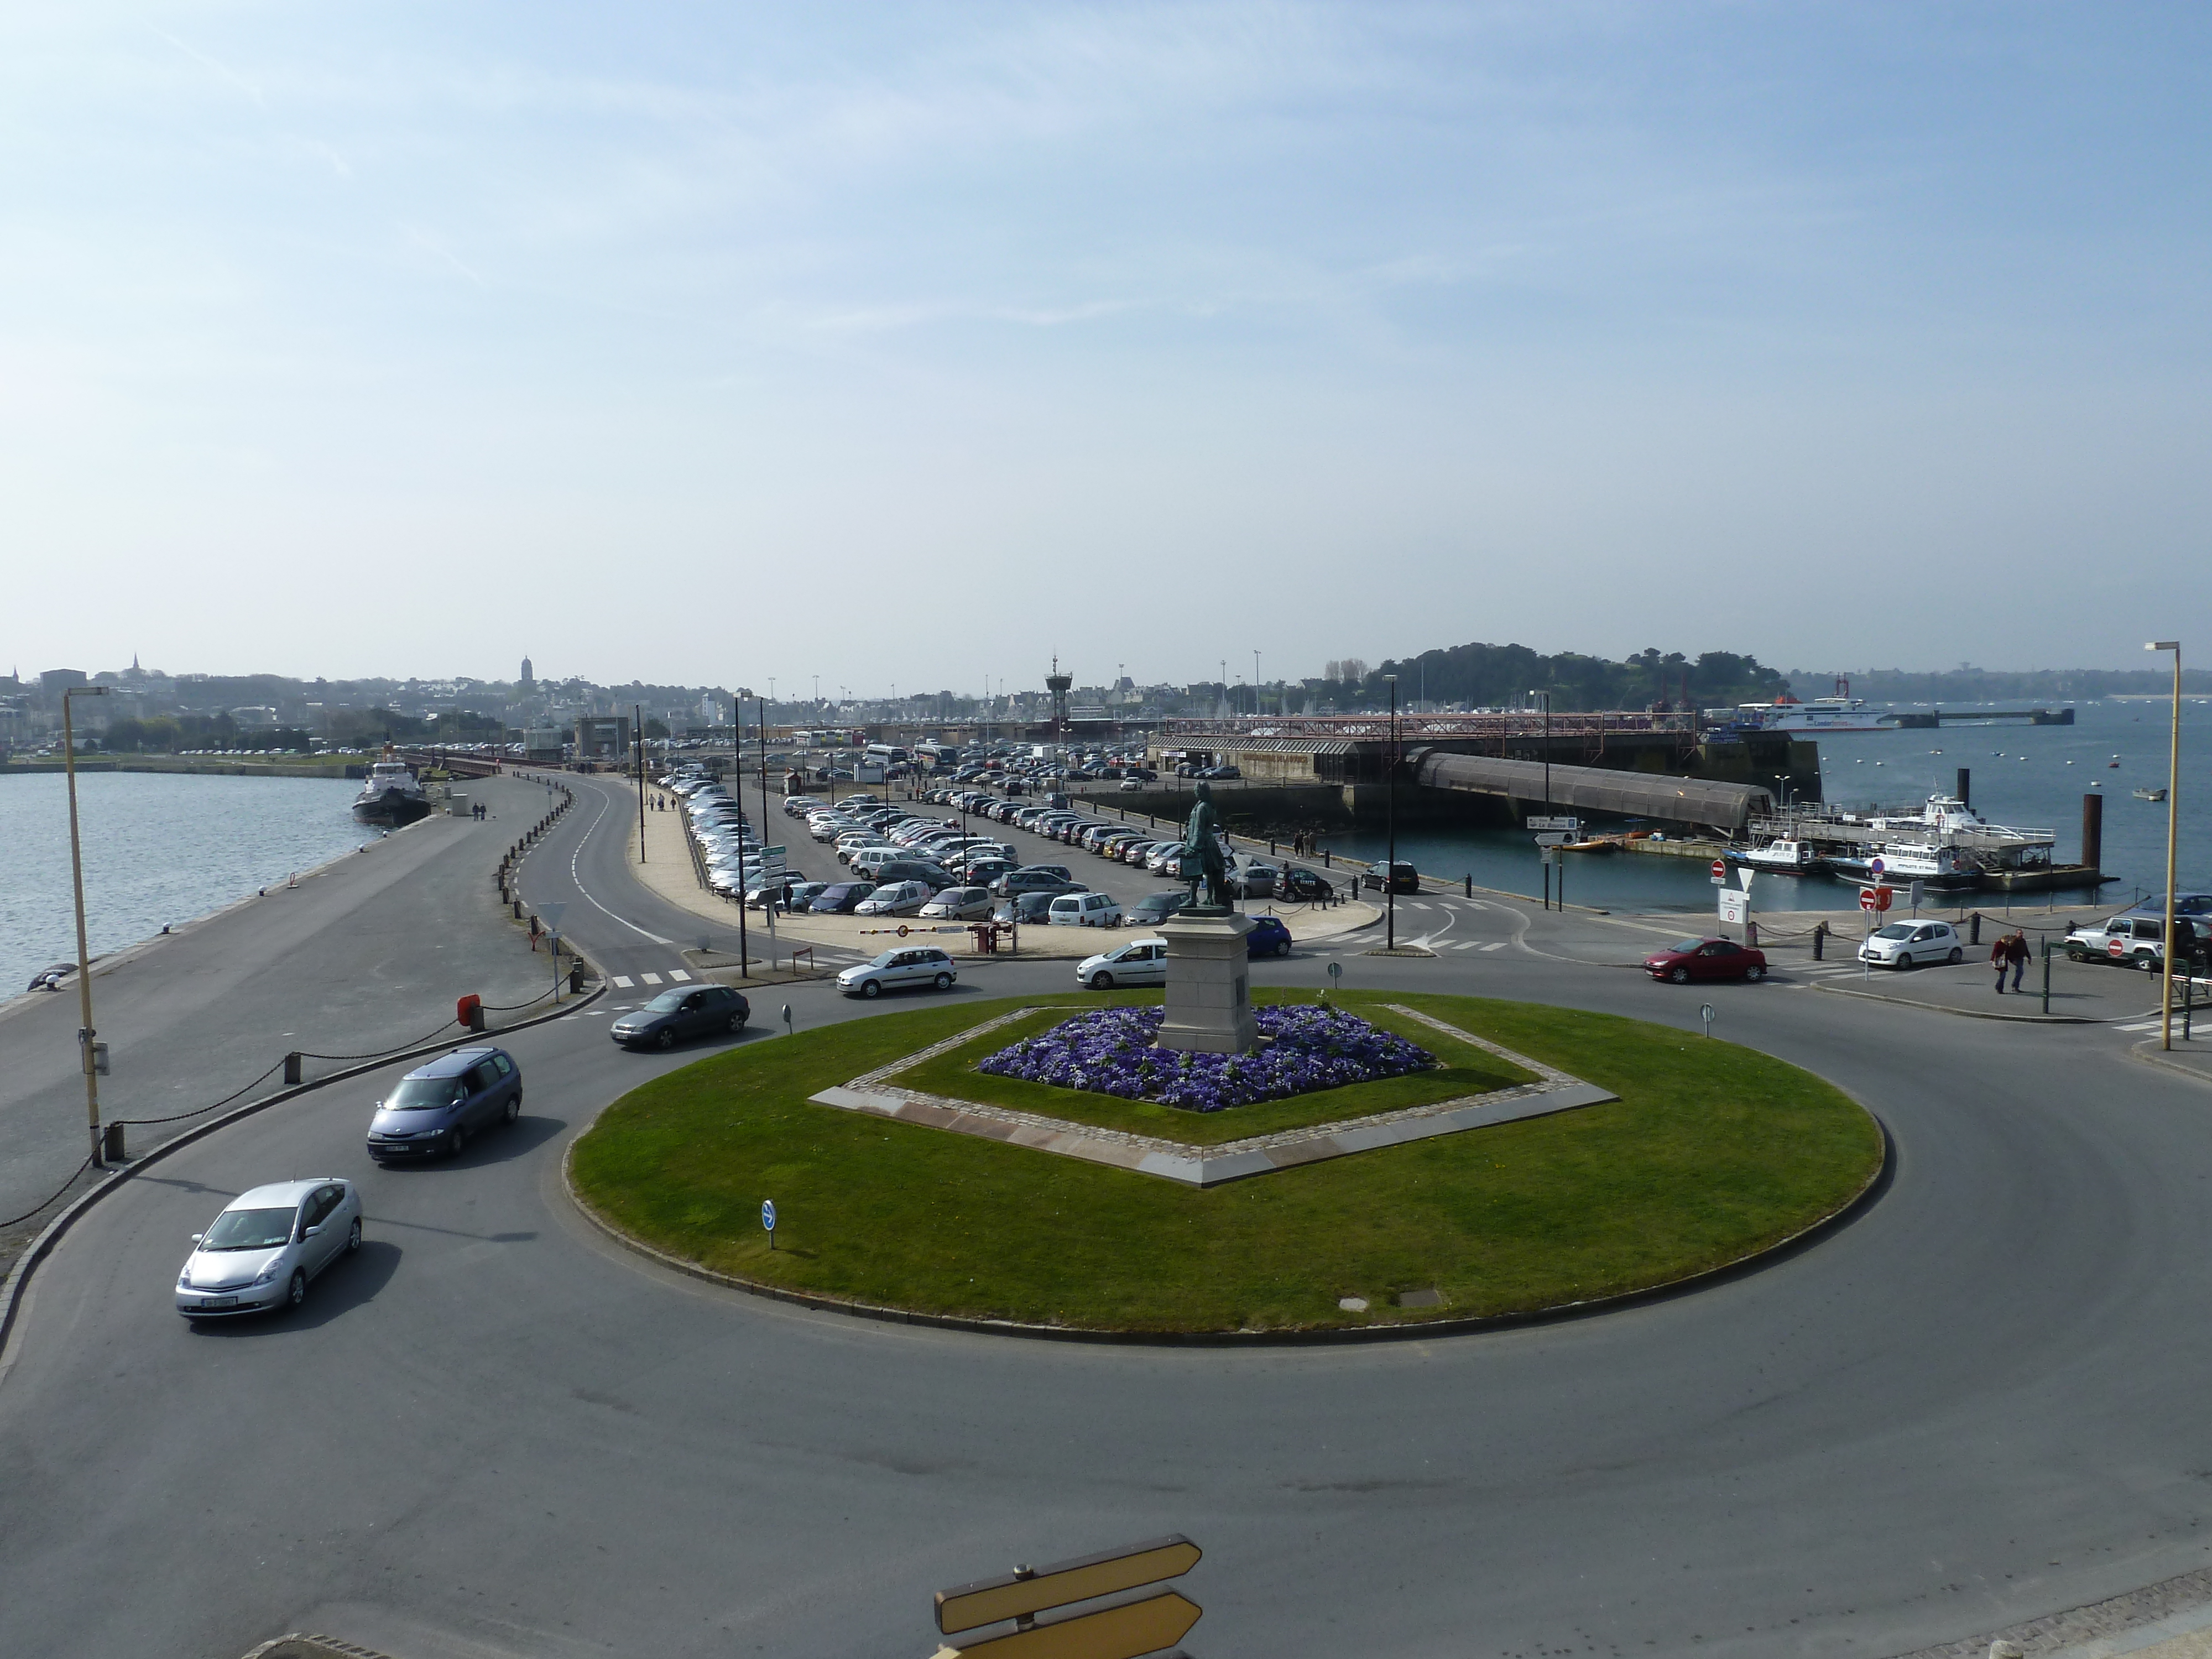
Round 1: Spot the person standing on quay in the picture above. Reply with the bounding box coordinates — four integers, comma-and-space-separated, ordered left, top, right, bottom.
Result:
1991, 931, 2011, 994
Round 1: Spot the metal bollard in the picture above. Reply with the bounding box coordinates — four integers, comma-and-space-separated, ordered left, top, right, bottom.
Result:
103, 1120, 127, 1164
1465, 874, 1473, 898
1813, 922, 1826, 961
1969, 911, 1982, 945
284, 1051, 303, 1086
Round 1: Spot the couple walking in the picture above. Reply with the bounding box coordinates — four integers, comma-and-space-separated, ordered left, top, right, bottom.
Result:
1991, 930, 2031, 993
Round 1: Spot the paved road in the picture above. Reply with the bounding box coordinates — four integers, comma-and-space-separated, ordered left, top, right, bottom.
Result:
0, 776, 552, 1254
7, 818, 2212, 1659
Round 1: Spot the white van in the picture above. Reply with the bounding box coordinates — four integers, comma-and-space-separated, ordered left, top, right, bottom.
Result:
1049, 891, 1123, 928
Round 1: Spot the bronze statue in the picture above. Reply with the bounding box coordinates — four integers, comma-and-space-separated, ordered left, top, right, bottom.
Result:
1182, 782, 1233, 911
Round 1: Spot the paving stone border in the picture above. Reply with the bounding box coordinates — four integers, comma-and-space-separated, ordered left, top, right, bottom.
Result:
807, 1003, 1616, 1186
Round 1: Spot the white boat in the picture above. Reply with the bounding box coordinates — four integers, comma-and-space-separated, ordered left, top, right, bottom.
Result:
1828, 794, 2056, 889
352, 749, 431, 827
1733, 693, 1893, 734
1723, 838, 1830, 875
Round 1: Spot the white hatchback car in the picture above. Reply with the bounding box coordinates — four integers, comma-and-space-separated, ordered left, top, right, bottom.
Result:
175, 1178, 362, 1319
1077, 937, 1170, 989
1857, 919, 1965, 970
1048, 891, 1123, 927
837, 947, 959, 998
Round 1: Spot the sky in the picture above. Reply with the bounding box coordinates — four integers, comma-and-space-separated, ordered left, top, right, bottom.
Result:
4, 2, 2208, 693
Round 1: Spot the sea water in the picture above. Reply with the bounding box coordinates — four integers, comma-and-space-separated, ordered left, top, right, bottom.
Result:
0, 771, 368, 997
1326, 698, 2210, 914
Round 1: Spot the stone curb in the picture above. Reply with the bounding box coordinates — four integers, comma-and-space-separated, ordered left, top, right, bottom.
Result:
2129, 1040, 2212, 1088
0, 976, 605, 1373
240, 1635, 403, 1659
560, 1078, 1893, 1348
1813, 980, 2106, 1024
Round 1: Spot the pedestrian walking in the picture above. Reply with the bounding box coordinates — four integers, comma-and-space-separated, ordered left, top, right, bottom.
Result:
2006, 930, 2031, 992
1990, 932, 2009, 993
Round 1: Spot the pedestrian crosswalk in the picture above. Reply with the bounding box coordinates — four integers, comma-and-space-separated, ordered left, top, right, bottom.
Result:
610, 968, 695, 989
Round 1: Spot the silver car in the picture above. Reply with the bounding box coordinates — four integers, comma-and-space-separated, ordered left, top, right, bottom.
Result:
175, 1178, 362, 1318
836, 946, 959, 998
1076, 937, 1170, 990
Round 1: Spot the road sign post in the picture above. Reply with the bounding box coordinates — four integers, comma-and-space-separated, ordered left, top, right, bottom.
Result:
934, 1536, 1204, 1659
762, 1198, 776, 1250
1700, 1002, 1714, 1039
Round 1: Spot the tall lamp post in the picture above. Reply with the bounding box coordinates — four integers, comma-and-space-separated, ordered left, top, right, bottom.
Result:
61, 685, 110, 1166
1384, 673, 1399, 951
1530, 688, 1553, 910
2149, 640, 2182, 1050
733, 694, 749, 979
634, 703, 646, 862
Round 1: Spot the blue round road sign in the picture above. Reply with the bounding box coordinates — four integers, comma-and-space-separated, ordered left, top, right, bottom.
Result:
761, 1199, 776, 1233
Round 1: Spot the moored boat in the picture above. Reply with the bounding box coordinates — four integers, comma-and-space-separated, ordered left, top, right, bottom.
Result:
352, 748, 431, 827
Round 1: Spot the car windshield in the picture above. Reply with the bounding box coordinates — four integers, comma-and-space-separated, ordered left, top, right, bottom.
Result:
645, 990, 688, 1011
201, 1207, 298, 1251
1668, 938, 1704, 953
1873, 925, 1914, 940
870, 951, 901, 967
388, 1074, 466, 1109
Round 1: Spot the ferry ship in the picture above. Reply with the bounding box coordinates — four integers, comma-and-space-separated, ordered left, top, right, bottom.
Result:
1730, 680, 1892, 734
352, 748, 431, 827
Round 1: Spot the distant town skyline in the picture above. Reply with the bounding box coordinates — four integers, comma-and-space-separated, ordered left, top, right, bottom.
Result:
6, 5, 2207, 682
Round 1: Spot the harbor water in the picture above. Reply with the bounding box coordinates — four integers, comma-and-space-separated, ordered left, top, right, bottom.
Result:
1329, 700, 2210, 914
1, 772, 368, 998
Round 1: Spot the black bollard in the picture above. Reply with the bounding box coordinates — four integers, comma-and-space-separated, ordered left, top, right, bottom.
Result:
1970, 911, 1982, 946
1813, 921, 1826, 961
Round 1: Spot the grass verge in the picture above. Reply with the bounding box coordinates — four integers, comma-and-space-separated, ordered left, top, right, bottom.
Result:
568, 989, 1882, 1333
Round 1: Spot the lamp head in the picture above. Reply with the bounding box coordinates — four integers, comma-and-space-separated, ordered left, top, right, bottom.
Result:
2148, 641, 2180, 651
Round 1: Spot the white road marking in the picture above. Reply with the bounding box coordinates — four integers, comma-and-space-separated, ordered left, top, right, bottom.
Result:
562, 787, 675, 947
2116, 1020, 2162, 1032
640, 972, 664, 985
667, 969, 692, 982
1481, 941, 1507, 952
611, 975, 634, 988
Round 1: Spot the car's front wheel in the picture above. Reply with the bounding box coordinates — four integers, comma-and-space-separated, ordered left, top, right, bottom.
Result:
861, 979, 881, 998
444, 1126, 466, 1157
1091, 972, 1114, 990
286, 1270, 307, 1308
1896, 953, 1914, 971
1669, 966, 1690, 984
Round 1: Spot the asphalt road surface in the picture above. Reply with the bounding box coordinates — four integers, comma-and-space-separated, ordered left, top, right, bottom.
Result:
6, 796, 2212, 1659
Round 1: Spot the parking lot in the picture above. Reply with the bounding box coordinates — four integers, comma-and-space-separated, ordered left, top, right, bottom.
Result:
634, 764, 1381, 965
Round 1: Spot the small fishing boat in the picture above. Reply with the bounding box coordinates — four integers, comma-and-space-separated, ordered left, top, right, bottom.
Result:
1724, 838, 1830, 876
2136, 787, 2168, 802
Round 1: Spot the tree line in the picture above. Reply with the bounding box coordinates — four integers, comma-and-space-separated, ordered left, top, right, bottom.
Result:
1310, 643, 1789, 712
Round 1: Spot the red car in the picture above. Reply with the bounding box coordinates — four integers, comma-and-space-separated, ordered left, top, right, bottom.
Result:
1644, 936, 1767, 984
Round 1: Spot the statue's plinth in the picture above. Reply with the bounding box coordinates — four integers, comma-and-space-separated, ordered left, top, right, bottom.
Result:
1156, 911, 1258, 1055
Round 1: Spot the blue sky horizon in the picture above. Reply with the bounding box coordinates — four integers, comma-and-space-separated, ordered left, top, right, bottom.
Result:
5, 3, 2207, 690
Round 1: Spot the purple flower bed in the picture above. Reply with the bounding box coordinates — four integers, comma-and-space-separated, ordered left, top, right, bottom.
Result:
974, 1004, 1435, 1112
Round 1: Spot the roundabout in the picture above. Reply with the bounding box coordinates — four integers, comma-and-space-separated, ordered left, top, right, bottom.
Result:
566, 990, 1884, 1337
7, 770, 2212, 1659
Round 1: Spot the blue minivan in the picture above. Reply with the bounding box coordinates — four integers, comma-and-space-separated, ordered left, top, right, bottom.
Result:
366, 1046, 524, 1161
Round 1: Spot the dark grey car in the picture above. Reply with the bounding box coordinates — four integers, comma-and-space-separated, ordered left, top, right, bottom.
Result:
366, 1046, 523, 1161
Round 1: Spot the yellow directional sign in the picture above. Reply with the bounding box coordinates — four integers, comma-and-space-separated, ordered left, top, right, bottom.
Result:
940, 1591, 1201, 1659
936, 1536, 1202, 1635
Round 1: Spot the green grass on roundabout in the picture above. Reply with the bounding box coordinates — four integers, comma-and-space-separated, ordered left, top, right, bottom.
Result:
567, 989, 1885, 1335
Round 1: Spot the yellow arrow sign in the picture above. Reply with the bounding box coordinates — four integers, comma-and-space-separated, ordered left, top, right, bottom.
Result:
941, 1590, 1201, 1659
937, 1536, 1202, 1635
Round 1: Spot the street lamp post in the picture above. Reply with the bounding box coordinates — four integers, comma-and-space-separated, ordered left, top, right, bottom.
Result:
1384, 674, 1399, 951
1531, 688, 1553, 910
2149, 641, 2182, 1050
734, 695, 749, 980
62, 684, 110, 1166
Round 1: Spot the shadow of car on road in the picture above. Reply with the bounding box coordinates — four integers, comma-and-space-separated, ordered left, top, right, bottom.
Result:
369, 1113, 568, 1171
185, 1239, 400, 1334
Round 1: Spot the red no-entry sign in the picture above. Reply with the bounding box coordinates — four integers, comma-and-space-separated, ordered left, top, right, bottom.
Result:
1710, 859, 1726, 884
1859, 885, 1893, 913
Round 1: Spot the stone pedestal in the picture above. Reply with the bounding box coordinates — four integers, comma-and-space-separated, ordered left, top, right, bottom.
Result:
1156, 911, 1258, 1054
